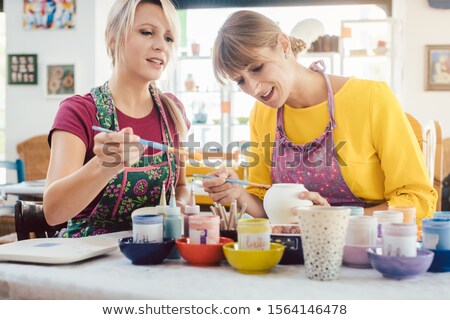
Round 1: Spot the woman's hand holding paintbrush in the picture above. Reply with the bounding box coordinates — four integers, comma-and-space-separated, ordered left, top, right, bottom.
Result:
92, 125, 202, 161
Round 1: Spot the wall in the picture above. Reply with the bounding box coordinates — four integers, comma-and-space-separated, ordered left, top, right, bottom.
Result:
4, 0, 110, 161
401, 0, 450, 137
3, 0, 450, 164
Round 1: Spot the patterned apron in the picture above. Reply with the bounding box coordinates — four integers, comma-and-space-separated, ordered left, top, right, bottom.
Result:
64, 82, 177, 237
271, 60, 365, 207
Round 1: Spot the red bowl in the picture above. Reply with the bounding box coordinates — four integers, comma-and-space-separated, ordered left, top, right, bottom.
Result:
176, 237, 233, 266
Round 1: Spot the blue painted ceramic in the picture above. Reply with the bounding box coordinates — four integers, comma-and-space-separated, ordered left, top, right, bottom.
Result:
119, 237, 175, 265
368, 248, 434, 279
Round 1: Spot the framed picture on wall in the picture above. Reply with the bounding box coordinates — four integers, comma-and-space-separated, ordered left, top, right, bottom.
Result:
7, 54, 38, 85
45, 64, 75, 98
426, 45, 450, 91
23, 0, 76, 30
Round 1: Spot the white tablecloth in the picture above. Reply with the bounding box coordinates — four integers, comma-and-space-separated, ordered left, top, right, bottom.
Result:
1, 246, 449, 300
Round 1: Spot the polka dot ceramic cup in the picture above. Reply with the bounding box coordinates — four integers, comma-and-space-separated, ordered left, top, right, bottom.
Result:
296, 206, 351, 281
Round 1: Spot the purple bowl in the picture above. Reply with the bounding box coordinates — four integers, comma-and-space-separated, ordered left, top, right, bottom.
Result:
368, 248, 434, 279
343, 244, 380, 268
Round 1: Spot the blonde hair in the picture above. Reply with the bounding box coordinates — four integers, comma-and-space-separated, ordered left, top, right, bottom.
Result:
213, 10, 307, 84
105, 0, 186, 139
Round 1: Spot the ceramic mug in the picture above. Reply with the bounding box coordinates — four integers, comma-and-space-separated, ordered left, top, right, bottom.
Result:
263, 183, 313, 224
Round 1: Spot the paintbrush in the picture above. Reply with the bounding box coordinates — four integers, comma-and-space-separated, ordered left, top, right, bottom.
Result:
193, 173, 271, 189
92, 125, 201, 160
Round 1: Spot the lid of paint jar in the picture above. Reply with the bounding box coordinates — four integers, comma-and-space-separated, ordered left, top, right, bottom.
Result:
382, 223, 417, 237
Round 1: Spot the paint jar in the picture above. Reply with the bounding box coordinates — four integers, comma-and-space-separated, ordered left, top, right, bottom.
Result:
382, 223, 417, 257
422, 218, 450, 250
433, 211, 450, 219
372, 210, 403, 238
237, 218, 271, 250
345, 216, 378, 246
189, 215, 220, 245
388, 206, 417, 224
345, 206, 364, 216
132, 214, 163, 244
183, 205, 200, 237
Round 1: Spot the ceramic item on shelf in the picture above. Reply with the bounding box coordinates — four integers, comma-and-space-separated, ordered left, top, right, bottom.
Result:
368, 248, 434, 280
119, 237, 175, 265
263, 183, 312, 224
223, 242, 284, 274
176, 237, 233, 266
296, 206, 350, 281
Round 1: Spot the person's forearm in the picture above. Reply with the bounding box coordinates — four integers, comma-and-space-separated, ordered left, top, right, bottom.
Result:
43, 156, 120, 225
237, 190, 266, 218
364, 202, 388, 216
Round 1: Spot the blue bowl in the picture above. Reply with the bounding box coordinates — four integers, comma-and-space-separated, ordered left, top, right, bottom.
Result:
428, 248, 450, 272
368, 248, 434, 279
119, 237, 175, 265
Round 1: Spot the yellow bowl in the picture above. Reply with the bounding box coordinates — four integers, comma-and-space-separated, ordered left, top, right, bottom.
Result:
223, 242, 285, 274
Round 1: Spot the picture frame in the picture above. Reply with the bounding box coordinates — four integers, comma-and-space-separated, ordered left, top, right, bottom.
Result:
426, 45, 450, 91
23, 0, 76, 30
7, 54, 38, 85
45, 64, 75, 98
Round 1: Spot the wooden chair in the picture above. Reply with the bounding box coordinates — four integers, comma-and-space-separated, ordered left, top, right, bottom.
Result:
0, 160, 25, 237
15, 200, 66, 241
16, 135, 50, 181
406, 114, 443, 210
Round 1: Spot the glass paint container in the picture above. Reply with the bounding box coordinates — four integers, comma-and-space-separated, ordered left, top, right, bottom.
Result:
132, 214, 163, 244
373, 210, 403, 238
382, 223, 417, 257
189, 215, 220, 245
422, 218, 450, 250
237, 218, 271, 250
345, 216, 378, 246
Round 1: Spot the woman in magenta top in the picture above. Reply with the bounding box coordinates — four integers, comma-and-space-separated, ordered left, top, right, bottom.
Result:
44, 0, 189, 237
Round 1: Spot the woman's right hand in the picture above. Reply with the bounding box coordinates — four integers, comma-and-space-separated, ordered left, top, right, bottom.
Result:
202, 166, 244, 205
93, 127, 144, 173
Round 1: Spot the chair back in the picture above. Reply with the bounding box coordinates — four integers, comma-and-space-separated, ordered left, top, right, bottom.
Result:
16, 135, 50, 181
406, 113, 443, 210
15, 200, 66, 240
0, 159, 25, 183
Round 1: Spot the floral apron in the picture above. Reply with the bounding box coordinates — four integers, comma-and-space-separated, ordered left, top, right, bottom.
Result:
271, 60, 365, 207
64, 82, 177, 237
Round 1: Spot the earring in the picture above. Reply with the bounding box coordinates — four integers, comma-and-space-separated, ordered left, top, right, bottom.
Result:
285, 52, 291, 60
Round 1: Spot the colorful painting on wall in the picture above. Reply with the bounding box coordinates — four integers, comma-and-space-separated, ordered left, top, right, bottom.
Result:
46, 64, 75, 97
23, 0, 76, 30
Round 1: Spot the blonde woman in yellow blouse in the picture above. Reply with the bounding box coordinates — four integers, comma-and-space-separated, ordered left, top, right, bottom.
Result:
202, 10, 436, 225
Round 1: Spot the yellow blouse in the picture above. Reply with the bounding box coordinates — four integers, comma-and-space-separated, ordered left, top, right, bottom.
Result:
245, 77, 437, 224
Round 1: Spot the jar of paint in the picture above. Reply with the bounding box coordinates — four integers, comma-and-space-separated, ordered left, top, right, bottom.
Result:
132, 214, 163, 244
372, 210, 403, 238
237, 218, 271, 250
345, 216, 378, 246
422, 218, 450, 250
382, 223, 417, 257
388, 206, 416, 224
189, 215, 220, 245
